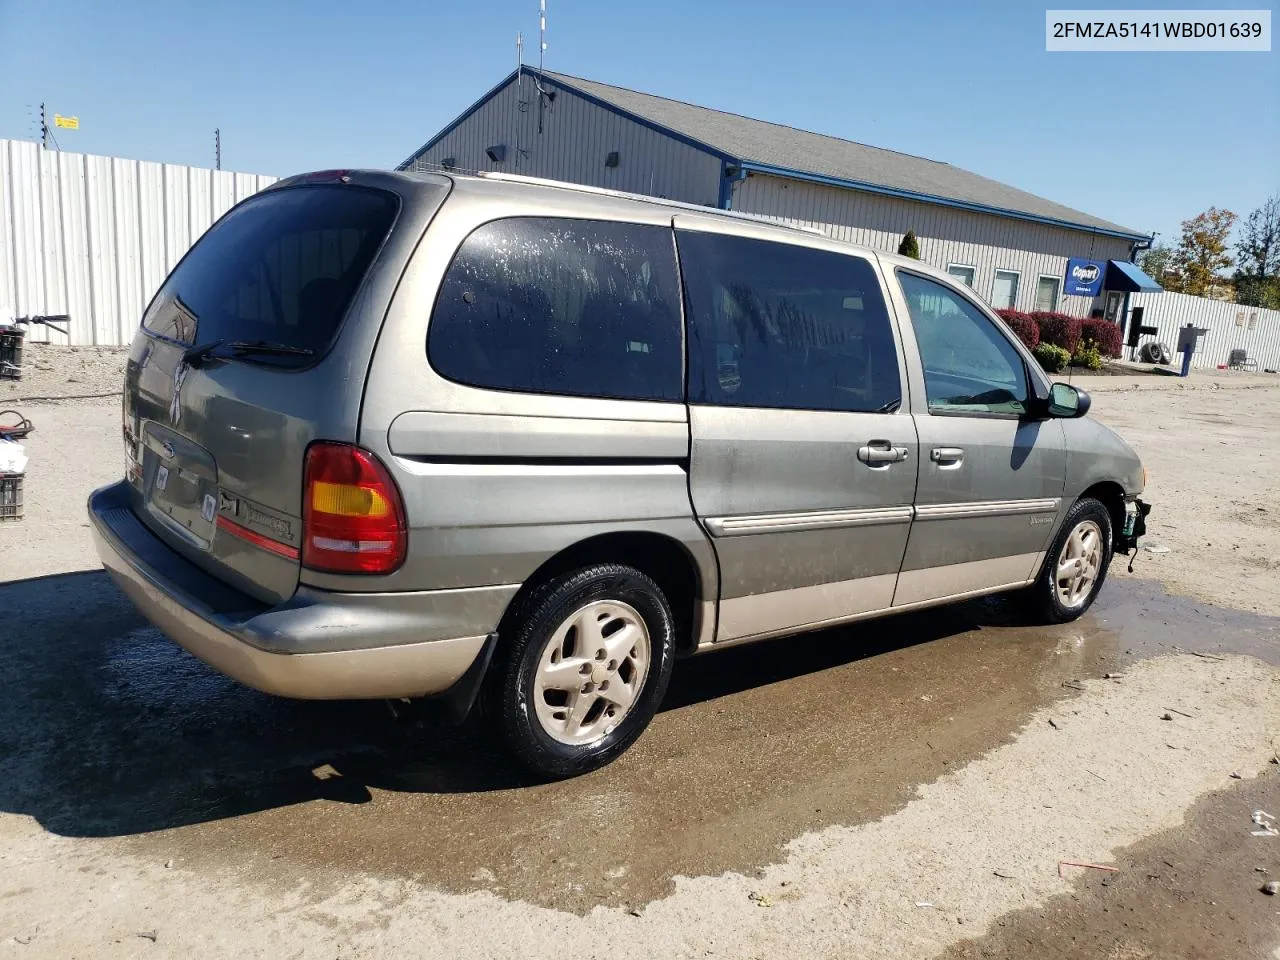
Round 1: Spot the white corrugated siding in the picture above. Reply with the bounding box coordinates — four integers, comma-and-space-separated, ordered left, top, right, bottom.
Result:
1128, 291, 1280, 371
730, 173, 1134, 317
406, 75, 722, 206
0, 138, 276, 346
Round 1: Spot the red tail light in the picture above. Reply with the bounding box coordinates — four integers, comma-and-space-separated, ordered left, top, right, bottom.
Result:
302, 442, 406, 574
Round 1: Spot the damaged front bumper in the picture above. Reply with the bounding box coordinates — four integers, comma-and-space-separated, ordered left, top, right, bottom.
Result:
1115, 497, 1152, 555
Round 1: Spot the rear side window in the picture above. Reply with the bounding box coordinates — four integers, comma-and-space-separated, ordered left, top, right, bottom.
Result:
142, 185, 398, 358
677, 230, 901, 413
427, 218, 682, 402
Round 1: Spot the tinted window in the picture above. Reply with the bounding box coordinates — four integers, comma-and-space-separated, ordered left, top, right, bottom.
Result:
678, 231, 901, 413
143, 185, 398, 359
428, 218, 682, 402
898, 272, 1029, 416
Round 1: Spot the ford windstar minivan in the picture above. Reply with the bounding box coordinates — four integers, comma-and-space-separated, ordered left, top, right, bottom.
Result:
89, 169, 1151, 777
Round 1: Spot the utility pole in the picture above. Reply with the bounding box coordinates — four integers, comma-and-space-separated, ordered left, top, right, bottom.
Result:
40, 103, 48, 149
214, 128, 222, 170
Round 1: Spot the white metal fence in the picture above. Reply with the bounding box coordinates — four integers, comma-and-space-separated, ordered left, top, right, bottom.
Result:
0, 138, 276, 346
1129, 291, 1280, 372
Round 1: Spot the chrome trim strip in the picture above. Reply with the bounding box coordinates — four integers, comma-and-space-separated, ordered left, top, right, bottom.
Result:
704, 505, 914, 538
393, 459, 687, 478
913, 498, 1060, 521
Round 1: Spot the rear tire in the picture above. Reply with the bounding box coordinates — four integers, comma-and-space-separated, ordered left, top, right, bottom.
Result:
1020, 497, 1114, 624
490, 563, 676, 779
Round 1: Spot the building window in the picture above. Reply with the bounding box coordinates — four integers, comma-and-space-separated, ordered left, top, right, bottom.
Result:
677, 230, 901, 414
947, 264, 976, 289
991, 269, 1020, 310
427, 217, 683, 402
1035, 275, 1061, 312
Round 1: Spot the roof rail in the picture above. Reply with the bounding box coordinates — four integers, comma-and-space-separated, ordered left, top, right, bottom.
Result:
473, 170, 829, 237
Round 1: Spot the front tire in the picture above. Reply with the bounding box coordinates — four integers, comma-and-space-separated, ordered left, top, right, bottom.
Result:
491, 563, 676, 779
1021, 497, 1114, 624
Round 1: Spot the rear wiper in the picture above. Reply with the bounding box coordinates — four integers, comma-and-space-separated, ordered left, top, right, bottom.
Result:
183, 339, 316, 367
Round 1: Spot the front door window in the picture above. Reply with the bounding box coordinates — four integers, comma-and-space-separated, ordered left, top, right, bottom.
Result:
898, 272, 1029, 417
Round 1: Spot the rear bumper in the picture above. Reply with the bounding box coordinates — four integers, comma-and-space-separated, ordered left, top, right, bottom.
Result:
88, 481, 518, 700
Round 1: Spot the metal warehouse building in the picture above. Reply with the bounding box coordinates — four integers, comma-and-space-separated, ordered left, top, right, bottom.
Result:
401, 70, 1160, 322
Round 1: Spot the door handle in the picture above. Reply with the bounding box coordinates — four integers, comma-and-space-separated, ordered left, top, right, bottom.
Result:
858, 441, 910, 466
930, 446, 965, 465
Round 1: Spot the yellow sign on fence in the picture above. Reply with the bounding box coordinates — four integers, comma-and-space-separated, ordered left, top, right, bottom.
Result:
53, 115, 79, 130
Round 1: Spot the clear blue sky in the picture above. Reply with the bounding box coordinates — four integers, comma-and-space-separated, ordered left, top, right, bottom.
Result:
2, 0, 1276, 244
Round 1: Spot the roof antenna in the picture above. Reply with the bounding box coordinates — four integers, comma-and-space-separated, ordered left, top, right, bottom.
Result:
539, 0, 547, 74
514, 32, 524, 166
535, 0, 551, 134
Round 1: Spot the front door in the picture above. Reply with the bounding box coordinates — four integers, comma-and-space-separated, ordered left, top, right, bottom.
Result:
889, 270, 1065, 606
676, 219, 919, 644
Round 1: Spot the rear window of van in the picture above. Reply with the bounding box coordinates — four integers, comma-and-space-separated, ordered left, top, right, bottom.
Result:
141, 185, 398, 358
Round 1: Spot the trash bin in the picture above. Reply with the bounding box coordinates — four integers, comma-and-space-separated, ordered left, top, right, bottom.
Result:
0, 326, 24, 380
0, 472, 23, 521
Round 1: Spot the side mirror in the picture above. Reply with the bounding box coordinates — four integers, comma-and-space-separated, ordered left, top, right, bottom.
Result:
1047, 382, 1091, 418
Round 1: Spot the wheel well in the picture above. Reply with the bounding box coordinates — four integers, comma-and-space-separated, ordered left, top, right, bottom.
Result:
1080, 481, 1125, 540
499, 532, 703, 654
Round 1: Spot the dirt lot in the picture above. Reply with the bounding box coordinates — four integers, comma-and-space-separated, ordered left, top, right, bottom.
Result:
1, 355, 1278, 959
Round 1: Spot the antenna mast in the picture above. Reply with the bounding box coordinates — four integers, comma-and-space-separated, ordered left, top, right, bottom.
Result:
514, 33, 524, 167
214, 128, 222, 170
539, 0, 547, 74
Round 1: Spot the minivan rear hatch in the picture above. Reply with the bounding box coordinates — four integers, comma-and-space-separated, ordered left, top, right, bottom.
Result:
122, 179, 407, 605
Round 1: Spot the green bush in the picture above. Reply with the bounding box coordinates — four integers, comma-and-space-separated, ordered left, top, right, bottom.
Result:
1072, 338, 1103, 371
1033, 342, 1071, 373
897, 230, 920, 259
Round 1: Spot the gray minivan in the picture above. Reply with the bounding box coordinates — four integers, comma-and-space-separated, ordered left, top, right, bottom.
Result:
89, 169, 1151, 778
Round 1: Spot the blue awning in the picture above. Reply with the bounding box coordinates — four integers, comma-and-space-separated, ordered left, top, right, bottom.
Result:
1106, 260, 1163, 293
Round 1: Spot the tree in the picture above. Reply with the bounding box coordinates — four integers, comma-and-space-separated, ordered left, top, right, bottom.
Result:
1235, 195, 1280, 279
897, 230, 920, 259
1171, 207, 1236, 297
1138, 243, 1174, 284
1233, 274, 1280, 309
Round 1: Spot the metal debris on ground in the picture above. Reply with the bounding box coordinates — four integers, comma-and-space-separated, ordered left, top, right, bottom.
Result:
1163, 707, 1194, 718
748, 891, 773, 907
1262, 881, 1279, 895
1161, 713, 1174, 721
136, 930, 158, 942
1251, 810, 1278, 837
1229, 771, 1242, 779
993, 870, 1016, 879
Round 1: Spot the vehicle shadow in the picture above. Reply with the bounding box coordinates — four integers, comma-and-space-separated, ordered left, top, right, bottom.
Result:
0, 568, 1023, 840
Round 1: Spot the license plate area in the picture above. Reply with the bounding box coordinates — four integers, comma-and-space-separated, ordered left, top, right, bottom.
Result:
141, 423, 219, 550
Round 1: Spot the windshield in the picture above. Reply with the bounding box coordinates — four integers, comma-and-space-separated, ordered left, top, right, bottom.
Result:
141, 184, 398, 360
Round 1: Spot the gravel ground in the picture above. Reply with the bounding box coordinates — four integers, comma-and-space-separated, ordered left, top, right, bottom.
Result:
1, 349, 1278, 959
0, 342, 128, 402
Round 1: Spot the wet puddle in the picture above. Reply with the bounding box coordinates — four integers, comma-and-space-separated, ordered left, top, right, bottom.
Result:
0, 571, 1275, 913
